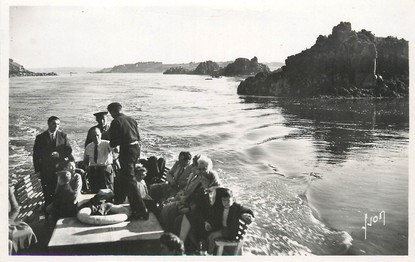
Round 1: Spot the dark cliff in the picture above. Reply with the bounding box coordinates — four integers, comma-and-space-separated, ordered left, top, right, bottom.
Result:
9, 59, 57, 77
238, 22, 409, 97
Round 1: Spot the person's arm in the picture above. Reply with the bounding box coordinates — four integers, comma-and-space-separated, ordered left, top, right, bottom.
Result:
83, 146, 90, 172
56, 133, 73, 161
62, 133, 73, 160
180, 181, 201, 205
134, 120, 141, 142
9, 187, 20, 222
166, 162, 177, 185
109, 120, 121, 148
72, 173, 83, 200
239, 205, 255, 224
84, 128, 93, 148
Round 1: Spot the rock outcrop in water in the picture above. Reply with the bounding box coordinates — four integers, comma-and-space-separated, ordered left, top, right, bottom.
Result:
193, 61, 220, 75
163, 66, 191, 74
164, 57, 270, 77
221, 57, 270, 76
164, 61, 221, 76
237, 22, 409, 97
9, 59, 57, 77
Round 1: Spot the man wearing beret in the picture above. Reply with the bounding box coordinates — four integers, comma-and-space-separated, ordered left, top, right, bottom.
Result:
84, 111, 111, 148
107, 102, 148, 220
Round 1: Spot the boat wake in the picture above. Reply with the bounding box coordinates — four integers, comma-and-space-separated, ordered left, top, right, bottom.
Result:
224, 164, 352, 255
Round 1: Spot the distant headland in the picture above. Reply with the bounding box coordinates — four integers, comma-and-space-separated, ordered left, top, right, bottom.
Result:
93, 61, 195, 73
237, 22, 409, 98
9, 59, 57, 77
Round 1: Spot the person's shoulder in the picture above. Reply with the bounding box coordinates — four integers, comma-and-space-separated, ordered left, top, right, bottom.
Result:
85, 142, 94, 150
37, 130, 48, 137
101, 140, 111, 145
171, 161, 180, 169
233, 202, 253, 213
57, 130, 68, 137
87, 125, 97, 132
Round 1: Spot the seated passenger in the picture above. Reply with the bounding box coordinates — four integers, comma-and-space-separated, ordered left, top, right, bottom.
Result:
84, 127, 115, 193
159, 232, 185, 255
205, 188, 254, 255
9, 187, 37, 254
46, 171, 78, 225
160, 155, 221, 233
150, 151, 193, 203
58, 160, 83, 202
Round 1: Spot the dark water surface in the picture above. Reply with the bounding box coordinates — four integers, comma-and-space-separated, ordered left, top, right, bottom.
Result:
9, 73, 408, 255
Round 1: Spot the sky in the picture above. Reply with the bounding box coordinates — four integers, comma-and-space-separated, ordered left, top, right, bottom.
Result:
5, 0, 415, 68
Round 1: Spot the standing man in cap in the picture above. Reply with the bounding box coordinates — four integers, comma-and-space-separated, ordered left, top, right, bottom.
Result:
84, 111, 110, 148
33, 116, 73, 210
107, 102, 148, 220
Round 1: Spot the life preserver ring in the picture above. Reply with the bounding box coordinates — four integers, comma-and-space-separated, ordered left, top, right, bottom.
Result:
77, 205, 130, 225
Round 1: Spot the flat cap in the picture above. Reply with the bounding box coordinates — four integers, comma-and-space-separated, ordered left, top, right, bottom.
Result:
107, 102, 122, 112
93, 111, 108, 118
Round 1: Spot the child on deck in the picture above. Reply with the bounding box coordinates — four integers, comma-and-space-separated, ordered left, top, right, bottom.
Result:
46, 171, 78, 225
134, 165, 158, 216
59, 160, 83, 201
205, 188, 254, 255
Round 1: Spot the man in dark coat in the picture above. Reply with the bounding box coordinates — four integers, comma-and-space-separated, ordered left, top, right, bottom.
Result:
205, 188, 254, 254
84, 111, 110, 148
33, 116, 73, 209
107, 102, 148, 220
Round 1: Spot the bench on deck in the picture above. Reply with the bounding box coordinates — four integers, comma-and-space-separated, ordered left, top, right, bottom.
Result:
215, 218, 250, 255
12, 173, 45, 222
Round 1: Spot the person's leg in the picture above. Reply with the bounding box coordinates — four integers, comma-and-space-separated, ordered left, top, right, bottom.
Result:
113, 175, 126, 204
104, 166, 114, 191
160, 202, 179, 232
179, 214, 191, 242
120, 144, 147, 218
88, 167, 99, 193
40, 174, 56, 214
207, 230, 223, 255
45, 203, 57, 227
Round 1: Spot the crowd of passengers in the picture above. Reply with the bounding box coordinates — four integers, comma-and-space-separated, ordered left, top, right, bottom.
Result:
11, 107, 254, 255
48, 150, 254, 255
102, 152, 254, 254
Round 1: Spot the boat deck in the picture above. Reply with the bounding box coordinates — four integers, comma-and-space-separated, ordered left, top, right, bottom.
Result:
14, 194, 164, 255
48, 212, 163, 255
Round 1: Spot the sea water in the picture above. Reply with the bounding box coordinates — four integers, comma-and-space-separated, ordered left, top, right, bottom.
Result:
9, 73, 408, 255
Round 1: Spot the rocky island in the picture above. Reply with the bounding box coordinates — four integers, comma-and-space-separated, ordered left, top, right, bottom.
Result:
163, 60, 221, 76
164, 57, 270, 77
9, 59, 57, 77
238, 22, 409, 97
